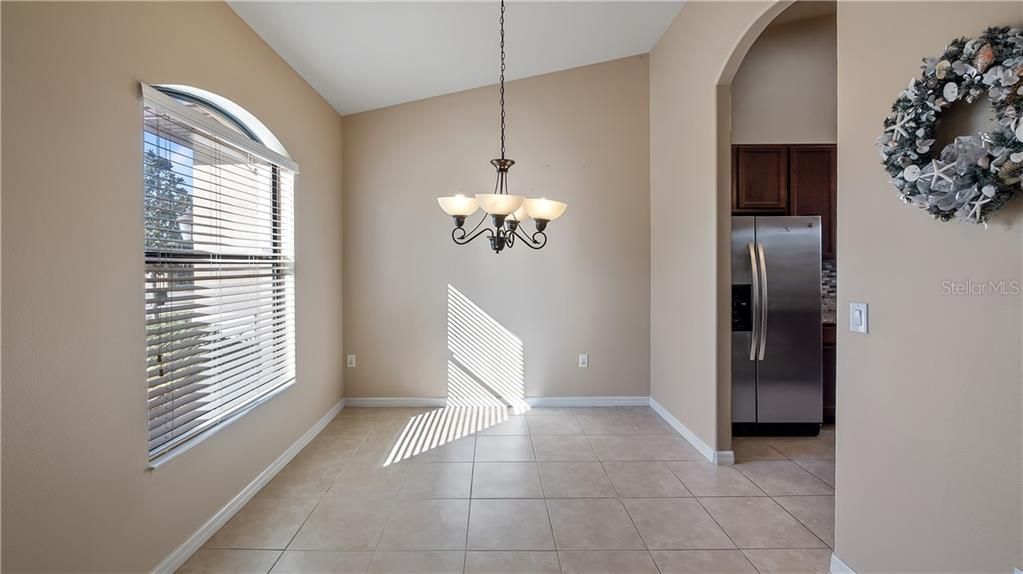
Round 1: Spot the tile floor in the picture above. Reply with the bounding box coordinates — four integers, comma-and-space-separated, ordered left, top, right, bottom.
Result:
180, 407, 836, 574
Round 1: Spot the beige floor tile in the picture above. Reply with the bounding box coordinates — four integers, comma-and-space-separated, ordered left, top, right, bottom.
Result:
792, 458, 835, 487
773, 496, 835, 547
531, 435, 597, 462
588, 435, 660, 461
623, 498, 734, 550
257, 455, 344, 499
368, 417, 417, 439
731, 438, 786, 462
464, 551, 560, 574
623, 414, 676, 434
766, 438, 835, 459
735, 460, 833, 496
295, 434, 365, 468
546, 499, 645, 550
818, 426, 836, 444
322, 415, 378, 437
538, 462, 617, 498
270, 550, 373, 573
666, 462, 765, 497
650, 550, 758, 574
290, 498, 395, 550
603, 462, 692, 497
366, 550, 465, 574
467, 499, 555, 550
325, 463, 407, 499
558, 550, 659, 573
742, 549, 833, 573
377, 499, 469, 550
475, 435, 535, 462
471, 462, 543, 498
398, 462, 473, 498
647, 435, 706, 461
576, 414, 639, 435
699, 497, 825, 549
404, 436, 476, 463
476, 416, 529, 436
347, 436, 404, 467
206, 498, 317, 550
527, 415, 583, 435
177, 549, 280, 574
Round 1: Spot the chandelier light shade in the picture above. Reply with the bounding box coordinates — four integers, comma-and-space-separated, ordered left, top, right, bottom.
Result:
523, 198, 567, 222
437, 194, 480, 217
476, 193, 524, 216
437, 0, 567, 254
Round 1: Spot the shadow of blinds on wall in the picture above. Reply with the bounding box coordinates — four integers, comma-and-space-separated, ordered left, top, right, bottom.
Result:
142, 84, 298, 467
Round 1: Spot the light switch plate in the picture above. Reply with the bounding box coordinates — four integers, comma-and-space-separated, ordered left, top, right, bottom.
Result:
849, 302, 868, 334
347, 354, 357, 368
578, 354, 589, 368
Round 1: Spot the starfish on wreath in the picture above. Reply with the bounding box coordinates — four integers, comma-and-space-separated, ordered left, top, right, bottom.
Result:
967, 195, 993, 222
923, 159, 956, 187
885, 110, 913, 142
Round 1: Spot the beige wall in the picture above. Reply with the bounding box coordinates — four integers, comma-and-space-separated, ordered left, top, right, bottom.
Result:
654, 2, 1022, 570
1, 3, 344, 571
342, 56, 649, 400
732, 13, 836, 144
650, 1, 781, 451
835, 2, 1022, 572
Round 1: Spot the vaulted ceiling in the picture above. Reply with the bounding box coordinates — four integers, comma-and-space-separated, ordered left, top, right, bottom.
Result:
229, 1, 684, 115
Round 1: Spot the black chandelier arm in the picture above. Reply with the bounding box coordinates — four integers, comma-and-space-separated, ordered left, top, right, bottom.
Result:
511, 227, 548, 250
451, 216, 495, 245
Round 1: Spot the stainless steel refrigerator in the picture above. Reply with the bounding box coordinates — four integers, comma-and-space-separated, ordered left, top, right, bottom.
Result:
731, 216, 822, 435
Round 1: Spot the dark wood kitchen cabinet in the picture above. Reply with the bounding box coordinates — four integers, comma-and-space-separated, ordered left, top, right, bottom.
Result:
733, 145, 789, 211
732, 143, 837, 257
790, 145, 837, 257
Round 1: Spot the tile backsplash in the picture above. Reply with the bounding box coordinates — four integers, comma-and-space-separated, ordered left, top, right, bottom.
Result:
822, 258, 837, 324
822, 259, 837, 299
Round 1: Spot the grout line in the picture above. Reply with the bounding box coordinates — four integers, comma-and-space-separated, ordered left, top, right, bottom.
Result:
691, 495, 755, 572
769, 494, 833, 550
261, 417, 377, 572
462, 423, 477, 569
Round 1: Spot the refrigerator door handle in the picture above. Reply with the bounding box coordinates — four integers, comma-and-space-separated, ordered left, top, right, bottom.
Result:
748, 241, 760, 361
757, 241, 768, 360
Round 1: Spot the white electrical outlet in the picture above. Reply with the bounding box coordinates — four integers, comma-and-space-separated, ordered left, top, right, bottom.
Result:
347, 354, 357, 368
849, 302, 868, 334
578, 354, 589, 368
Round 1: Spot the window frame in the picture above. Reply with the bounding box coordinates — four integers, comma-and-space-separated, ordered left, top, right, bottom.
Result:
142, 83, 298, 469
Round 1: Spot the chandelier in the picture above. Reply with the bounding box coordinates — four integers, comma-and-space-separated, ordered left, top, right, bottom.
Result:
436, 0, 567, 254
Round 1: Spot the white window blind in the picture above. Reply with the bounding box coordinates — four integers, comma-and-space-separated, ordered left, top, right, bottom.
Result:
142, 85, 297, 466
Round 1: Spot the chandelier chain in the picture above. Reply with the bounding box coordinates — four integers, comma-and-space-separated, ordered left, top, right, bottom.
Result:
499, 0, 506, 160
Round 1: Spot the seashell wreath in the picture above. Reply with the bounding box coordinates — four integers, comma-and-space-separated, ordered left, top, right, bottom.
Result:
878, 27, 1023, 224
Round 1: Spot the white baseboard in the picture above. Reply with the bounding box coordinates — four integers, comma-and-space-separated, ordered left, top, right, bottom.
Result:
648, 397, 732, 465
714, 450, 736, 465
344, 396, 447, 408
151, 398, 346, 574
527, 396, 650, 407
830, 553, 856, 574
342, 396, 650, 408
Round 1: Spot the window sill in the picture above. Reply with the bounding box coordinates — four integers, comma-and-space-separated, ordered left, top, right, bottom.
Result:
147, 381, 295, 471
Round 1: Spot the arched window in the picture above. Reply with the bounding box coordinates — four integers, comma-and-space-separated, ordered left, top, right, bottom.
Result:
141, 83, 299, 467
